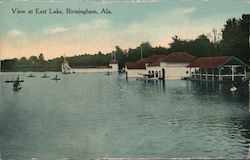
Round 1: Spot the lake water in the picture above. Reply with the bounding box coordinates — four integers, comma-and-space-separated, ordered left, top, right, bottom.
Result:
0, 72, 250, 160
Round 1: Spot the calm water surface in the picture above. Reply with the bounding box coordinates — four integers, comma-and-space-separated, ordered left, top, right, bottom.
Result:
0, 72, 250, 160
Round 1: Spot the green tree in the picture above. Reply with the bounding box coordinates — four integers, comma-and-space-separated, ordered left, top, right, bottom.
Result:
221, 14, 250, 63
38, 53, 44, 61
29, 56, 38, 65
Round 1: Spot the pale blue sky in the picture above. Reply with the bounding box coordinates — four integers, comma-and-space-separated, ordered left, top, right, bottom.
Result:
0, 0, 249, 59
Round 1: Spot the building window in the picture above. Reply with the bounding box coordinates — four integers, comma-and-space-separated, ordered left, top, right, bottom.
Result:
155, 71, 158, 78
152, 71, 154, 77
186, 71, 189, 74
149, 71, 151, 74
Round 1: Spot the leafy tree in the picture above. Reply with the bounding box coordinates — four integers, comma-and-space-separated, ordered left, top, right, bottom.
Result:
221, 14, 250, 63
29, 56, 38, 65
38, 53, 45, 62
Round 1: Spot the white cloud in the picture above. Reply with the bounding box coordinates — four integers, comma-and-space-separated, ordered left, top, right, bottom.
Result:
78, 18, 111, 30
168, 7, 196, 15
8, 29, 23, 36
92, 18, 111, 26
45, 27, 70, 34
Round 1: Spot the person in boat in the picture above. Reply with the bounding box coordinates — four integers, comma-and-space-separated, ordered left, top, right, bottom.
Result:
13, 81, 20, 90
13, 81, 18, 87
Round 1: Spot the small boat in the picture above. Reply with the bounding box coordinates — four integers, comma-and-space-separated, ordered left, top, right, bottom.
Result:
52, 74, 60, 81
105, 71, 111, 75
27, 74, 35, 77
41, 73, 49, 78
12, 76, 23, 91
230, 86, 237, 92
13, 81, 22, 91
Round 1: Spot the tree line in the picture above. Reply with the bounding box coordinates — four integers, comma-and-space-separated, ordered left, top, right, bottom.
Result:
1, 14, 249, 71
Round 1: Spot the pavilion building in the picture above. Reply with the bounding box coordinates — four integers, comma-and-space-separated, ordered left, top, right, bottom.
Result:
188, 56, 247, 82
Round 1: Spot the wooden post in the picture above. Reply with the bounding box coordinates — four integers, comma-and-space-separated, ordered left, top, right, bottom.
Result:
231, 66, 235, 81
200, 68, 202, 80
206, 68, 208, 81
219, 68, 221, 81
212, 68, 215, 81
194, 68, 196, 80
189, 67, 191, 79
244, 66, 247, 80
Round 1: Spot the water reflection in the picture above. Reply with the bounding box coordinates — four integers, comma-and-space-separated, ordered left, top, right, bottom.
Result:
136, 80, 249, 103
136, 79, 250, 158
1, 72, 250, 159
189, 81, 249, 103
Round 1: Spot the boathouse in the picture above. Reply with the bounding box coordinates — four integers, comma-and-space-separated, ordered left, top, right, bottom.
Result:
188, 56, 247, 81
125, 52, 196, 80
125, 55, 165, 78
125, 61, 146, 78
147, 52, 196, 80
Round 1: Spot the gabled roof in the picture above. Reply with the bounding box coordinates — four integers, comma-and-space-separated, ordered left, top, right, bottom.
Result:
125, 62, 146, 69
187, 56, 246, 68
162, 52, 196, 63
128, 54, 165, 68
147, 59, 162, 67
137, 55, 165, 63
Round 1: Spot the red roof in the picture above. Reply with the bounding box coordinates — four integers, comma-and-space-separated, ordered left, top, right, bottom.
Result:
136, 58, 147, 63
162, 52, 196, 62
125, 62, 146, 69
126, 53, 195, 68
187, 56, 232, 68
147, 59, 162, 67
147, 52, 195, 66
137, 55, 165, 63
109, 59, 118, 64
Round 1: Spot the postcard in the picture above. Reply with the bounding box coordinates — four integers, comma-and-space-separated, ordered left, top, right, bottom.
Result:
0, 0, 249, 160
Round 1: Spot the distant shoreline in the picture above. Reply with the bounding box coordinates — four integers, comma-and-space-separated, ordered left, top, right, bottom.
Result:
1, 67, 59, 72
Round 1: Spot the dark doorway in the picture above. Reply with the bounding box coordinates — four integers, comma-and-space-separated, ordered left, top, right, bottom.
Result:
162, 68, 165, 80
